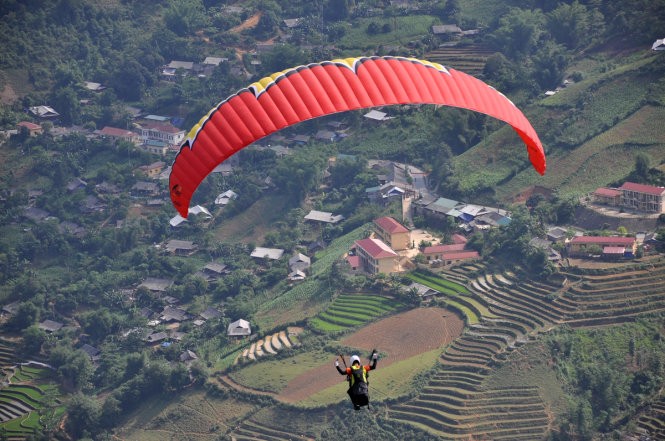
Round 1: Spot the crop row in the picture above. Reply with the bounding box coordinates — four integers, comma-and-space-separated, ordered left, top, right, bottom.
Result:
310, 294, 400, 332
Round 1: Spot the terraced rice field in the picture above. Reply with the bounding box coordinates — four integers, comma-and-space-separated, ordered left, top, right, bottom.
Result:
309, 293, 403, 332
0, 350, 55, 440
223, 258, 665, 441
425, 44, 495, 76
635, 397, 665, 440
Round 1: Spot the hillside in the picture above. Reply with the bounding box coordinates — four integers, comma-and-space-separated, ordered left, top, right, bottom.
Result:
1, 1, 665, 440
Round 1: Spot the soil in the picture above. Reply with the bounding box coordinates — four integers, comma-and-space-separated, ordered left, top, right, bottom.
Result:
276, 307, 464, 402
229, 12, 261, 34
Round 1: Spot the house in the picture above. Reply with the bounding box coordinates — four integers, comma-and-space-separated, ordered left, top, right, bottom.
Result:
142, 139, 170, 155
289, 253, 311, 273
592, 187, 622, 206
354, 238, 399, 275
407, 282, 439, 299
169, 205, 212, 226
547, 227, 568, 243
139, 277, 173, 293
304, 210, 344, 224
529, 237, 562, 261
366, 183, 406, 204
146, 331, 168, 344
180, 350, 198, 362
201, 262, 228, 279
567, 236, 637, 257
1, 301, 20, 316
315, 130, 337, 142
66, 177, 87, 192
374, 216, 410, 251
98, 126, 140, 144
17, 121, 42, 136
283, 18, 301, 28
432, 24, 462, 35
80, 344, 100, 361
251, 247, 284, 260
132, 181, 159, 197
618, 182, 665, 213
228, 319, 251, 337
137, 161, 166, 178
592, 182, 665, 213
364, 109, 390, 121
288, 269, 307, 281
38, 319, 63, 333
291, 134, 310, 145
346, 255, 361, 272
199, 307, 222, 321
422, 243, 466, 261
418, 197, 461, 217
139, 121, 186, 146
434, 250, 480, 268
24, 207, 50, 222
473, 211, 511, 228
215, 190, 238, 205
165, 239, 197, 255
29, 105, 59, 119
59, 221, 85, 237
160, 306, 190, 322
652, 38, 665, 51
162, 60, 195, 79
81, 195, 105, 213
84, 81, 106, 92
451, 234, 468, 245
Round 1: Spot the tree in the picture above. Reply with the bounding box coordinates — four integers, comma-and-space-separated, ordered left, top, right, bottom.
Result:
547, 1, 604, 50
164, 0, 207, 36
489, 8, 546, 59
19, 325, 46, 356
324, 0, 350, 21
634, 153, 651, 181
5, 301, 40, 331
65, 393, 101, 439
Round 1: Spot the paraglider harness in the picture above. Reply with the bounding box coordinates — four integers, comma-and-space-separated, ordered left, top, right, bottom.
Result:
339, 350, 377, 410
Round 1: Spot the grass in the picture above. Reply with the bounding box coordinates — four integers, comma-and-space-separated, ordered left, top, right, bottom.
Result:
254, 223, 371, 330
213, 192, 293, 244
495, 105, 665, 200
338, 15, 436, 51
297, 348, 442, 407
114, 387, 256, 440
228, 349, 331, 394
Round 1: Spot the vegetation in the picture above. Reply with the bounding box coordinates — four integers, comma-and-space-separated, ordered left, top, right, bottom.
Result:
1, 0, 665, 440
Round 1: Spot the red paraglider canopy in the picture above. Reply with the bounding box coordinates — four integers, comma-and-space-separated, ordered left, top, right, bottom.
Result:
169, 56, 546, 217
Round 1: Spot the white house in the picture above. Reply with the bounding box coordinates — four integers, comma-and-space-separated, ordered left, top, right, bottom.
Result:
228, 319, 251, 337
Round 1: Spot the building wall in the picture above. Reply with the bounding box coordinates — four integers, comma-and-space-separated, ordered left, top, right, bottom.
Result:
356, 246, 396, 274
621, 190, 665, 213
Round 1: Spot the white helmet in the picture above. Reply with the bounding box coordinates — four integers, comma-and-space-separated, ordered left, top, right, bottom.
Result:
350, 355, 360, 365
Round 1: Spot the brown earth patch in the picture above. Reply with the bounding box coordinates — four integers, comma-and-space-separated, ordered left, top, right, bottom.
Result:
277, 307, 464, 402
229, 12, 261, 33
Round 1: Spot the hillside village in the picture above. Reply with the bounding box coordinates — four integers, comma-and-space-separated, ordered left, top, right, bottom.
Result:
2, 1, 665, 440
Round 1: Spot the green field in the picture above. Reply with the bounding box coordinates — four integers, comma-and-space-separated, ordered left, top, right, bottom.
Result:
309, 293, 403, 332
228, 349, 331, 394
298, 348, 442, 407
338, 15, 436, 51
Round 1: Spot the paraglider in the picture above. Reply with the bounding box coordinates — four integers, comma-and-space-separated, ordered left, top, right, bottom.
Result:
335, 350, 378, 410
169, 56, 546, 217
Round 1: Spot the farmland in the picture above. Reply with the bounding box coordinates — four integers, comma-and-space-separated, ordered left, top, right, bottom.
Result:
309, 293, 403, 332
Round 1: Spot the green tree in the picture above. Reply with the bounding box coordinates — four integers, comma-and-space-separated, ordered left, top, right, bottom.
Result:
547, 1, 604, 50
19, 325, 46, 356
164, 0, 207, 36
489, 8, 546, 59
65, 393, 101, 439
